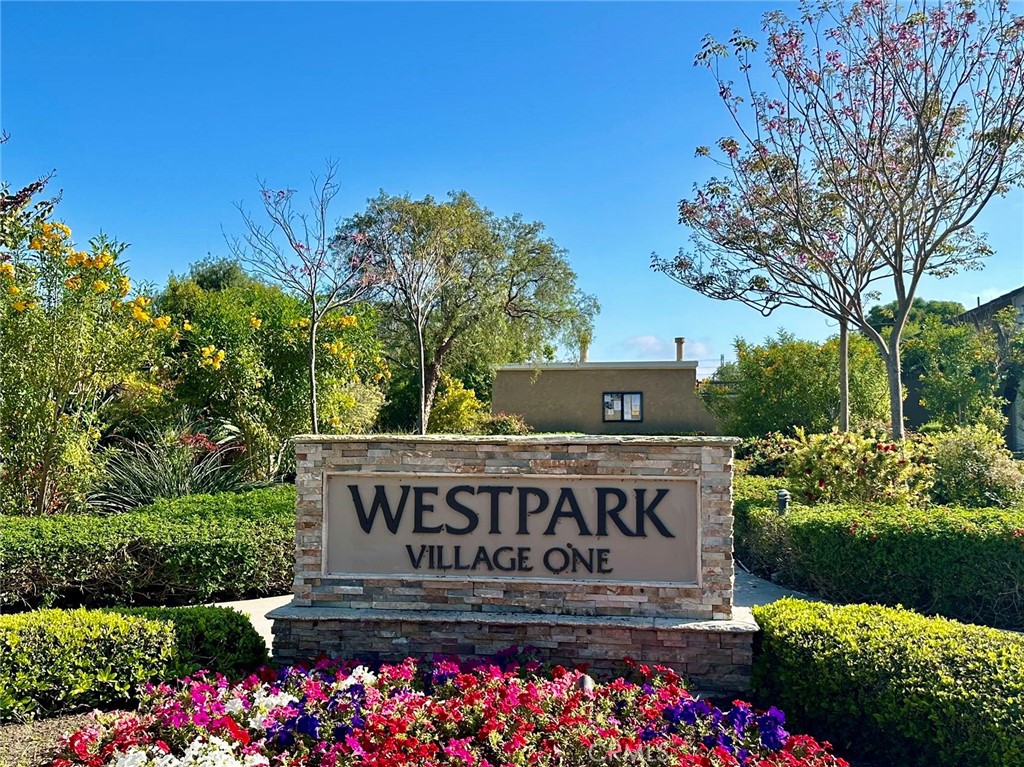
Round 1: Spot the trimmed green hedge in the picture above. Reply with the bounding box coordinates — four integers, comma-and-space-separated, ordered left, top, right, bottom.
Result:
108, 606, 269, 680
0, 606, 268, 722
733, 478, 1024, 629
1, 485, 295, 611
753, 599, 1024, 767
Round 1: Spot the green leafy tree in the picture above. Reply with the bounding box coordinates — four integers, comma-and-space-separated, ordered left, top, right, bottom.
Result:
902, 317, 1004, 429
0, 212, 166, 514
866, 299, 966, 334
158, 266, 387, 478
336, 191, 598, 433
701, 331, 889, 437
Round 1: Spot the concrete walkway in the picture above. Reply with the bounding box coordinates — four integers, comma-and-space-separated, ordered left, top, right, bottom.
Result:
214, 594, 291, 650
214, 570, 809, 652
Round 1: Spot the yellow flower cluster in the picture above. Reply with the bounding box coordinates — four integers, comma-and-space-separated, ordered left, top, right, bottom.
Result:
131, 296, 152, 323
330, 314, 359, 329
66, 250, 114, 269
11, 300, 37, 312
249, 316, 262, 329
289, 317, 312, 329
117, 276, 131, 297
201, 344, 226, 369
7, 285, 21, 297
0, 263, 14, 279
322, 340, 357, 367
28, 222, 71, 252
92, 280, 110, 293
65, 276, 82, 290
183, 320, 193, 331
152, 316, 171, 330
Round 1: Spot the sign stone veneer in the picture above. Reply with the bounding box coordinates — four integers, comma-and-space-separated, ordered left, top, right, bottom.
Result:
268, 434, 757, 693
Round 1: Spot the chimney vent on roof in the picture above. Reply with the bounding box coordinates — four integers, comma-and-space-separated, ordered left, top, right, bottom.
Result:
675, 337, 686, 362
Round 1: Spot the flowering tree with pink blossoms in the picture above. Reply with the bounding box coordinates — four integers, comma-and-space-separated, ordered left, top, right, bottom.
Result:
653, 0, 1024, 438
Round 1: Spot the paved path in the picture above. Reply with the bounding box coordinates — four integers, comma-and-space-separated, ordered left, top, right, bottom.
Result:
214, 570, 809, 651
213, 594, 291, 650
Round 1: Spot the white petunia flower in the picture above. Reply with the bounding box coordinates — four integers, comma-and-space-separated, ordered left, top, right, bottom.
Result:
339, 665, 377, 690
180, 736, 243, 767
224, 698, 244, 715
115, 749, 151, 767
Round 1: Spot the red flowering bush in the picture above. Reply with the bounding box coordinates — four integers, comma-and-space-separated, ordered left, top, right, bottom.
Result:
784, 429, 931, 505
53, 656, 847, 767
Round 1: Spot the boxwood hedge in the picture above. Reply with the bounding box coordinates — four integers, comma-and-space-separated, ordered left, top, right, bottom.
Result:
753, 599, 1024, 767
1, 485, 295, 611
734, 477, 1024, 629
0, 606, 268, 722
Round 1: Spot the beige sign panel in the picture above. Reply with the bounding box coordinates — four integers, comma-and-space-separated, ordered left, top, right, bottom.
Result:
325, 473, 700, 584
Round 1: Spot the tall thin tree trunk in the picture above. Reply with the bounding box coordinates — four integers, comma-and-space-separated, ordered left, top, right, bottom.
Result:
839, 317, 850, 432
422, 361, 444, 434
309, 321, 319, 434
417, 322, 427, 435
885, 339, 905, 440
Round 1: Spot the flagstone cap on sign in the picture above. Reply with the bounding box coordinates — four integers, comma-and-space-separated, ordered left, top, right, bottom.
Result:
292, 434, 741, 447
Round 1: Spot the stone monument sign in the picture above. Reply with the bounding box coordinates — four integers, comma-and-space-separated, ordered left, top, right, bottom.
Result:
270, 434, 756, 692
325, 473, 700, 583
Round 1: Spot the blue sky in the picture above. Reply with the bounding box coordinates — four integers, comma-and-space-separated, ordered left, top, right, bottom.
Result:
2, 1, 1022, 374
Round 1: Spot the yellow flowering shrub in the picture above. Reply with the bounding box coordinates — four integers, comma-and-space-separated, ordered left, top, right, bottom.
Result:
158, 267, 387, 479
0, 216, 168, 515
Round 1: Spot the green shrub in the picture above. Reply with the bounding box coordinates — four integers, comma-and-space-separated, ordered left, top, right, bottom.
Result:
736, 433, 795, 477
700, 331, 889, 437
1, 485, 295, 611
929, 424, 1024, 507
325, 380, 386, 434
428, 375, 486, 433
753, 599, 1024, 767
480, 411, 532, 435
785, 429, 931, 505
736, 498, 1024, 629
0, 606, 268, 722
108, 606, 268, 680
0, 608, 174, 722
732, 474, 791, 576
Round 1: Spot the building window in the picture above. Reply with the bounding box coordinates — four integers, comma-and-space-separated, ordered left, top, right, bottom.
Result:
603, 392, 643, 422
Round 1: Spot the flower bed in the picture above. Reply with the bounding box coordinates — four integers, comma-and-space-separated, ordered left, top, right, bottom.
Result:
54, 657, 846, 767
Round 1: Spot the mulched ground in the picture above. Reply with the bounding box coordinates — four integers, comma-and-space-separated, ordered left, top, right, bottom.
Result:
0, 712, 96, 767
0, 711, 868, 767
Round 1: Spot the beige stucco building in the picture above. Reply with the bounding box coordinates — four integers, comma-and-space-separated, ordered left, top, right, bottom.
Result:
492, 343, 719, 435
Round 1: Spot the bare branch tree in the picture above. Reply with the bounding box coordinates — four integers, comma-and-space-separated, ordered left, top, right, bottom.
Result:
227, 161, 373, 433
